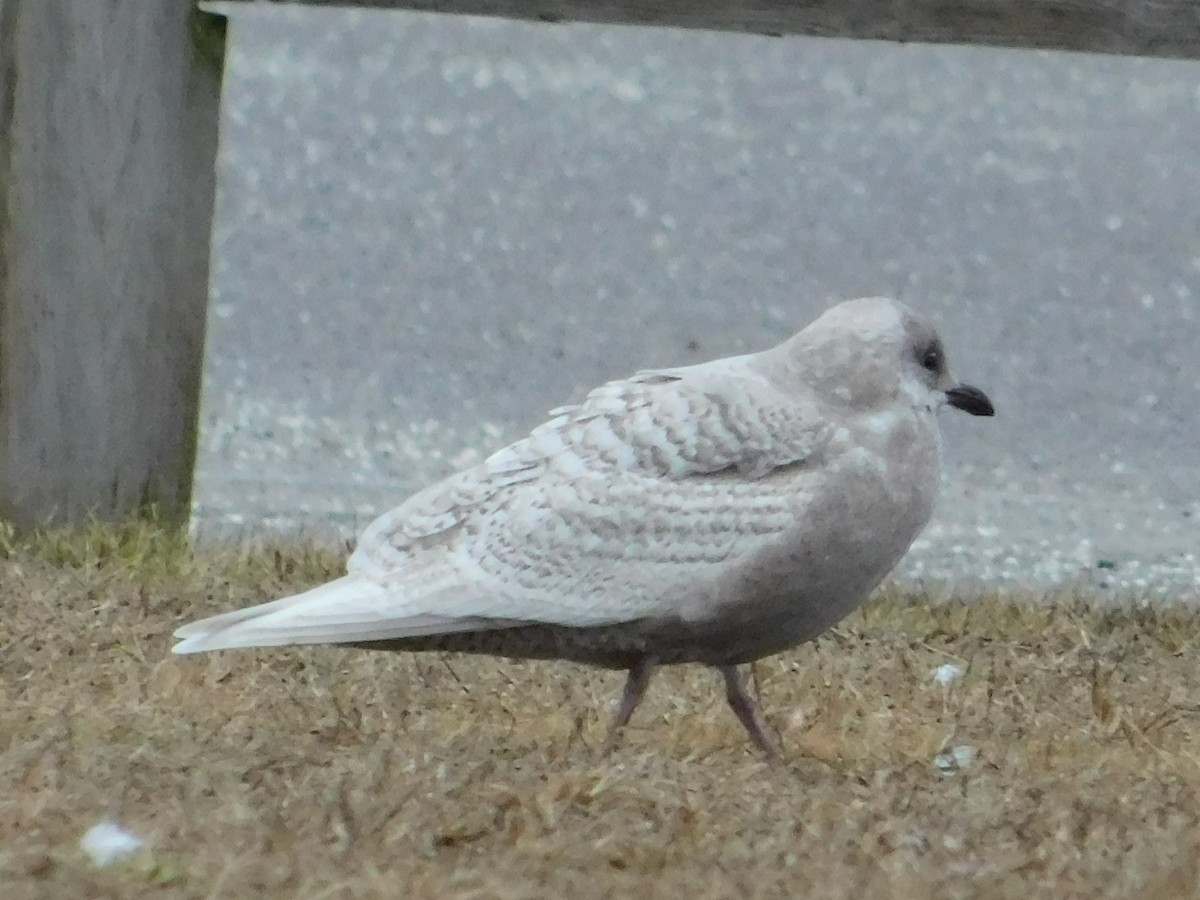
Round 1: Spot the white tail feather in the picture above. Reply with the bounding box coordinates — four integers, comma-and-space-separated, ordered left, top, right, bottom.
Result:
171, 575, 506, 654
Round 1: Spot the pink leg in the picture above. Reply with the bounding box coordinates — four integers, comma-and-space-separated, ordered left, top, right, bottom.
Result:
601, 657, 656, 754
719, 665, 782, 760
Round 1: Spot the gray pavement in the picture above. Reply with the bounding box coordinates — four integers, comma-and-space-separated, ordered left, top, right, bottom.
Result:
193, 6, 1200, 597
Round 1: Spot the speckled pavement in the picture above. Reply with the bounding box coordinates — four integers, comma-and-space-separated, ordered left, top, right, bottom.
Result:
193, 7, 1200, 597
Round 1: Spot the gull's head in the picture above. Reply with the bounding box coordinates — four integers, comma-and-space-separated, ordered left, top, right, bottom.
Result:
774, 297, 995, 417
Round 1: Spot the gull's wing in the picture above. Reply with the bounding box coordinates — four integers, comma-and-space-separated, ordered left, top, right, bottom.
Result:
173, 358, 831, 653
351, 357, 823, 577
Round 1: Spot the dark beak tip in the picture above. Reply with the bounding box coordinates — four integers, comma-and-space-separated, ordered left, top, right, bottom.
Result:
946, 384, 995, 417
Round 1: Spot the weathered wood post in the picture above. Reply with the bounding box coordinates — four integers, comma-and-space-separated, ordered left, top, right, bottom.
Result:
0, 3, 226, 527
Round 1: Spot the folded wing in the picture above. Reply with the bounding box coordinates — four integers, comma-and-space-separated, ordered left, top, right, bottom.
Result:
173, 358, 829, 654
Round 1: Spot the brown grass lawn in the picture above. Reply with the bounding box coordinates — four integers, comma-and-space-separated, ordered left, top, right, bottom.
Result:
3, 522, 1200, 898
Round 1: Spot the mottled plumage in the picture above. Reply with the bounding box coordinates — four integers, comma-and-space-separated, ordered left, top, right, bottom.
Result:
174, 298, 993, 757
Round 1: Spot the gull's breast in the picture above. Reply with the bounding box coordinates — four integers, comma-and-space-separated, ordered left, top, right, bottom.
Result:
677, 408, 943, 663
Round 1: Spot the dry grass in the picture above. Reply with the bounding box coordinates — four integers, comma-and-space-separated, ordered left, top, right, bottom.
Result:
4, 521, 1200, 898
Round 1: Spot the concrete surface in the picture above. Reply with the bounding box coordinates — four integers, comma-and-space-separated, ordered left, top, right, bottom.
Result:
193, 6, 1200, 596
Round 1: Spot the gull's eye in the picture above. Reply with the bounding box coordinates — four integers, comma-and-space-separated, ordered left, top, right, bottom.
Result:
920, 343, 942, 373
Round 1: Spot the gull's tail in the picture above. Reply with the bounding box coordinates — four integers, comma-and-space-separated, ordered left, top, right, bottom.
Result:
172, 575, 499, 654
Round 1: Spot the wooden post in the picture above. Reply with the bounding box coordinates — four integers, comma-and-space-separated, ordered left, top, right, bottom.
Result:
0, 3, 226, 527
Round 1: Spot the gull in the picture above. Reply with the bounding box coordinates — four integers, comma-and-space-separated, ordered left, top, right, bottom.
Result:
174, 297, 993, 758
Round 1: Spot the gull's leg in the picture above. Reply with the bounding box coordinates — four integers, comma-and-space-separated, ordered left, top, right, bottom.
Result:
601, 657, 656, 755
719, 665, 782, 761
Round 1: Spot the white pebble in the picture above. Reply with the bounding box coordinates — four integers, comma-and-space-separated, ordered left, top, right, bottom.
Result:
934, 744, 977, 774
80, 821, 143, 866
932, 663, 964, 686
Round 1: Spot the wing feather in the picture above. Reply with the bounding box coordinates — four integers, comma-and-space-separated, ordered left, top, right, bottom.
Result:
175, 356, 831, 652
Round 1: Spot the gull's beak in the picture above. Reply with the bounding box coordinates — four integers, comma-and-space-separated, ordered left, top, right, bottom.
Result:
945, 384, 994, 417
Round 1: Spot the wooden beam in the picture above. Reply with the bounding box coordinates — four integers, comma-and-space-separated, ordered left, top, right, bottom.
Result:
0, 4, 226, 527
212, 0, 1200, 60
